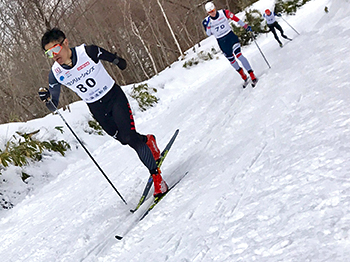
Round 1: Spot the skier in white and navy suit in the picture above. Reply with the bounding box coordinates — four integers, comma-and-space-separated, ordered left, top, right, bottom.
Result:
202, 1, 257, 87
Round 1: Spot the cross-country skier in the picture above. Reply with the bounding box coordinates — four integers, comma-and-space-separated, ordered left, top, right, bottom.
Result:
263, 9, 290, 47
39, 28, 168, 198
202, 1, 257, 88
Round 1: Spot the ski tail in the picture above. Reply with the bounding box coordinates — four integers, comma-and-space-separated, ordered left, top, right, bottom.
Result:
139, 171, 189, 220
116, 171, 189, 240
130, 129, 179, 213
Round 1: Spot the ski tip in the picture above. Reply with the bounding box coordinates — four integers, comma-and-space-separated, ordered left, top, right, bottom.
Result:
115, 235, 123, 240
130, 209, 136, 213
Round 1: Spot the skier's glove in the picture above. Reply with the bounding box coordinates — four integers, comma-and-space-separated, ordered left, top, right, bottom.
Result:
38, 87, 50, 102
244, 25, 252, 32
277, 13, 282, 17
113, 53, 127, 70
38, 87, 56, 112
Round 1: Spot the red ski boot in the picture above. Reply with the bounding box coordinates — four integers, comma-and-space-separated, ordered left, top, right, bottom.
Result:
237, 68, 249, 88
237, 67, 248, 81
146, 134, 161, 161
152, 168, 168, 198
248, 70, 258, 87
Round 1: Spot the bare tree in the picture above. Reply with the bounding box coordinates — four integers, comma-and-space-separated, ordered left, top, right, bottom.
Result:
0, 0, 258, 124
157, 0, 184, 59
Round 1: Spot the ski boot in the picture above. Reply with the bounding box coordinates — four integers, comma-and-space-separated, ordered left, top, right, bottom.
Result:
146, 134, 161, 161
152, 168, 168, 198
237, 68, 249, 88
248, 70, 258, 88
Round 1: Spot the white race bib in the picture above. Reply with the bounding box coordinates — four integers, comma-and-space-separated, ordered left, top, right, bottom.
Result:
52, 44, 115, 103
207, 10, 232, 39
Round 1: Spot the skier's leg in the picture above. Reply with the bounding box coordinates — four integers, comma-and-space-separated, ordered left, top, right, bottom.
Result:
89, 85, 157, 172
110, 85, 158, 172
275, 22, 288, 39
269, 24, 282, 45
110, 86, 168, 196
218, 34, 240, 71
226, 54, 241, 70
233, 43, 257, 82
233, 43, 252, 72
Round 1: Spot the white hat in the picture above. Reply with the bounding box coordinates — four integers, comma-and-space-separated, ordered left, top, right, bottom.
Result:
205, 2, 215, 12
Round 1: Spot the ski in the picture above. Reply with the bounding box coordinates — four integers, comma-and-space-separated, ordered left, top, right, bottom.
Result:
139, 171, 189, 220
130, 129, 179, 213
251, 78, 259, 88
242, 77, 250, 89
115, 171, 189, 240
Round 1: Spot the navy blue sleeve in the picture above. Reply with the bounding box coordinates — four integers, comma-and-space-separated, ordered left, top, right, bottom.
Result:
48, 70, 61, 107
84, 45, 127, 70
202, 17, 209, 30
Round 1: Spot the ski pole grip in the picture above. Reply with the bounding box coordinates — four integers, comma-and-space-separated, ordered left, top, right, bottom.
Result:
38, 87, 51, 102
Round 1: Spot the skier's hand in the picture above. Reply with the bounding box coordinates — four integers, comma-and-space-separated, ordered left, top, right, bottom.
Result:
113, 53, 127, 70
38, 87, 50, 102
277, 13, 282, 17
245, 25, 252, 32
38, 87, 56, 112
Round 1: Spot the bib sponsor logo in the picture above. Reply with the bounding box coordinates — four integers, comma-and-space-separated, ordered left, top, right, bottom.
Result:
55, 67, 62, 74
65, 66, 95, 86
77, 61, 90, 71
65, 71, 72, 78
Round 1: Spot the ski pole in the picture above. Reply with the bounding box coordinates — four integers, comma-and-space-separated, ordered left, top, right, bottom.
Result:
280, 16, 300, 35
249, 32, 271, 69
47, 99, 127, 205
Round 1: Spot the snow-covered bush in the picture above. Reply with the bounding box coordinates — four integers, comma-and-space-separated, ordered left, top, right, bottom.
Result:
0, 130, 70, 180
130, 83, 159, 112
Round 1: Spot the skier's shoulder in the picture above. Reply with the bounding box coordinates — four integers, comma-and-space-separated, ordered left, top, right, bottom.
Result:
224, 9, 239, 21
202, 15, 211, 28
203, 15, 210, 22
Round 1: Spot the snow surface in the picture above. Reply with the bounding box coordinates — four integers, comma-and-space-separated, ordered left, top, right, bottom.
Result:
1, 0, 350, 261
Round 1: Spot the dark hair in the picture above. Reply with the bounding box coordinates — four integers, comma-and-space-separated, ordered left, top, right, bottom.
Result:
41, 28, 66, 50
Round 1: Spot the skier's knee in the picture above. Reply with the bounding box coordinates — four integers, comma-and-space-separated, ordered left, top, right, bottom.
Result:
116, 133, 132, 145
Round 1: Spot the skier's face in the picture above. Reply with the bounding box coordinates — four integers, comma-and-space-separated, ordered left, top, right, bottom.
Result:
44, 38, 70, 65
208, 9, 217, 17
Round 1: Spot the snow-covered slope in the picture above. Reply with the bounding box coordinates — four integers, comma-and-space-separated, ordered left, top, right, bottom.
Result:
1, 0, 350, 261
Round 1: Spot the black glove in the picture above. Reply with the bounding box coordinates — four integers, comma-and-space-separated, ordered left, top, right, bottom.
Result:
113, 54, 127, 70
38, 87, 56, 112
277, 13, 282, 17
38, 87, 50, 102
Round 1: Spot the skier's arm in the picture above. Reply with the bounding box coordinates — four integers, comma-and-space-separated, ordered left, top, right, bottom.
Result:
38, 72, 61, 112
224, 9, 251, 30
202, 17, 211, 36
48, 71, 61, 108
85, 45, 127, 70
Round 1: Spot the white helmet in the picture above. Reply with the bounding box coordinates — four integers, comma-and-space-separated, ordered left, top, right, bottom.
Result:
205, 2, 215, 13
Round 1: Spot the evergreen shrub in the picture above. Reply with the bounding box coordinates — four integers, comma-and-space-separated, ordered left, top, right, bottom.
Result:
130, 83, 159, 112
